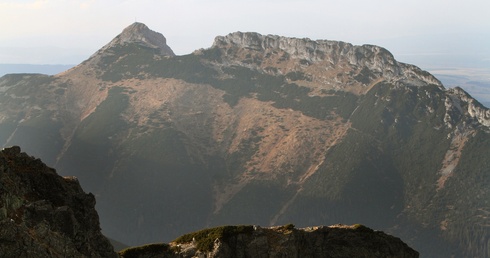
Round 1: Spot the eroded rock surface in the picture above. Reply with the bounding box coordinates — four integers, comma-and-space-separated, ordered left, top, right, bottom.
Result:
120, 224, 419, 258
0, 146, 117, 257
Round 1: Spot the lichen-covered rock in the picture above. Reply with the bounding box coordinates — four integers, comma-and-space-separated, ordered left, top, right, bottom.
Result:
120, 224, 419, 258
0, 146, 117, 257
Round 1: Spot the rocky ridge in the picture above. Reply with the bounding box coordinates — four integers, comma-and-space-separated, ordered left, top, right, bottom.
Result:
446, 87, 490, 128
120, 224, 419, 258
211, 31, 489, 131
0, 146, 117, 257
211, 32, 443, 93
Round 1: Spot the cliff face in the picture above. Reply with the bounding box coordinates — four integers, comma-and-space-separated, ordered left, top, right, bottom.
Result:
0, 146, 117, 257
120, 224, 419, 258
211, 31, 442, 94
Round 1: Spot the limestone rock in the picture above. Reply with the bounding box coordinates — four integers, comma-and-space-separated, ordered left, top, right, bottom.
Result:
210, 31, 443, 96
447, 87, 490, 127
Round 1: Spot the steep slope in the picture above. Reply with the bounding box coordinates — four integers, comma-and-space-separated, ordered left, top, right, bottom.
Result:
0, 23, 488, 257
0, 146, 117, 257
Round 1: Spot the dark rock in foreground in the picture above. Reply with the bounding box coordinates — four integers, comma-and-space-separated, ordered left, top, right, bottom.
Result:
0, 145, 418, 257
120, 224, 419, 258
0, 146, 117, 257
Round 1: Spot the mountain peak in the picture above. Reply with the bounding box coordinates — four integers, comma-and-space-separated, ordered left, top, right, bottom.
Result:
98, 22, 175, 56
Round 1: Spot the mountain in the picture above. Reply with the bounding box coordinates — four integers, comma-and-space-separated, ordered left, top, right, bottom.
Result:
0, 22, 488, 257
0, 146, 117, 257
120, 224, 419, 258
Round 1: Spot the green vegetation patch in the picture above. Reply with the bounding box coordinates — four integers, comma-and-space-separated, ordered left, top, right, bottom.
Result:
351, 224, 373, 232
173, 225, 254, 252
280, 223, 295, 232
119, 243, 172, 258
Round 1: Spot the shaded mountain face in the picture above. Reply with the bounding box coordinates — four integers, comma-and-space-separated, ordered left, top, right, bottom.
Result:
0, 23, 488, 257
0, 146, 117, 257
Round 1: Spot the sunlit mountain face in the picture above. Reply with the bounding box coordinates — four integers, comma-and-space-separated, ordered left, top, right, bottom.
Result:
0, 23, 488, 257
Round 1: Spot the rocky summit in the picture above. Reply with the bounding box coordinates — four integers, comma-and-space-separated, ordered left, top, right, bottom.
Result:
95, 22, 175, 57
0, 146, 117, 257
0, 23, 488, 257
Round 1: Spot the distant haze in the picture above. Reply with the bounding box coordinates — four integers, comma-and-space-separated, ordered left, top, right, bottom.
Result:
1, 0, 489, 106
1, 0, 489, 64
0, 64, 74, 77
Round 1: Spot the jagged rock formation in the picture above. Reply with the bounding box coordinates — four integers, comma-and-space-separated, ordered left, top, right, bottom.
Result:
0, 146, 117, 257
446, 87, 490, 127
212, 31, 442, 93
120, 224, 419, 258
0, 23, 488, 257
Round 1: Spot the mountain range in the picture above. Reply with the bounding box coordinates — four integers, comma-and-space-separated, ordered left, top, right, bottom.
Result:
0, 22, 488, 257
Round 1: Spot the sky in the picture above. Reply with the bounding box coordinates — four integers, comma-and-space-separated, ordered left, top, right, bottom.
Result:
1, 0, 489, 66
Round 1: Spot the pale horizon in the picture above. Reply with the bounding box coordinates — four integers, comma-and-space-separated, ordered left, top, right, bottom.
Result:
1, 0, 489, 66
1, 0, 490, 105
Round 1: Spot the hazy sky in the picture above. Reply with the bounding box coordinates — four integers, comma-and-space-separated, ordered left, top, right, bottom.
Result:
1, 0, 490, 68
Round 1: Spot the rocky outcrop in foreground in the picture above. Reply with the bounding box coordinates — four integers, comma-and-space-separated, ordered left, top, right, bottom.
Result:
0, 146, 117, 257
120, 224, 419, 258
0, 146, 418, 258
